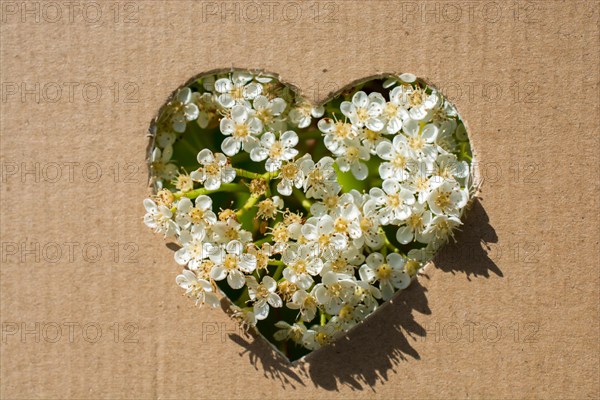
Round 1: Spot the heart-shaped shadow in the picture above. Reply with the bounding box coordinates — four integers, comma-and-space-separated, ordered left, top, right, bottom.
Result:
145, 69, 478, 362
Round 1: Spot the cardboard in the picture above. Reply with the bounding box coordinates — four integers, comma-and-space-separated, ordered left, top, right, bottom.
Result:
1, 0, 598, 398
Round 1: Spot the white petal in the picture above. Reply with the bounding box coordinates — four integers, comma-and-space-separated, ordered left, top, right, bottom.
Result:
221, 137, 240, 156
396, 226, 414, 244
227, 270, 246, 289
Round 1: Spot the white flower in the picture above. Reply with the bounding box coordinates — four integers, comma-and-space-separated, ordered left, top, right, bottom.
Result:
211, 218, 252, 244
376, 134, 412, 182
427, 180, 468, 217
317, 118, 358, 153
150, 146, 178, 181
351, 192, 384, 249
333, 138, 370, 180
330, 203, 362, 239
171, 88, 200, 133
191, 149, 236, 190
192, 92, 220, 129
281, 244, 323, 290
340, 91, 386, 131
402, 119, 439, 160
214, 72, 262, 108
358, 127, 389, 155
289, 101, 324, 128
395, 203, 433, 244
209, 240, 257, 289
176, 270, 219, 308
252, 95, 287, 127
174, 225, 211, 270
381, 94, 409, 134
422, 214, 463, 245
391, 85, 439, 121
331, 304, 370, 330
286, 289, 318, 322
250, 131, 299, 172
301, 215, 348, 259
313, 271, 356, 314
219, 105, 264, 156
175, 195, 217, 229
321, 247, 364, 276
155, 130, 176, 148
230, 305, 257, 328
143, 198, 177, 237
246, 276, 283, 320
401, 160, 435, 204
432, 153, 469, 182
299, 156, 340, 200
256, 196, 284, 220
274, 321, 307, 342
310, 189, 353, 217
302, 322, 341, 350
368, 179, 415, 224
352, 280, 381, 312
276, 157, 305, 196
359, 252, 411, 300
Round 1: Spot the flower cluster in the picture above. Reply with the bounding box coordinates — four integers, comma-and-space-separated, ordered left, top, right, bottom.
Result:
145, 71, 474, 359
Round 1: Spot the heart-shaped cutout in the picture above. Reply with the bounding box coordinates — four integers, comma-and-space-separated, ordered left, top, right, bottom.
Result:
144, 70, 475, 361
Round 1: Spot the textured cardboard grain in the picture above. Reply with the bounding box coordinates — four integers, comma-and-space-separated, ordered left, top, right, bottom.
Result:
0, 0, 598, 398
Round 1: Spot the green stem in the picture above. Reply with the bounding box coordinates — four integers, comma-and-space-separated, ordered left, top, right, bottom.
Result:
271, 262, 285, 280
320, 309, 327, 326
234, 168, 272, 181
254, 236, 273, 246
236, 286, 250, 306
173, 183, 246, 200
236, 194, 260, 218
292, 188, 312, 211
381, 227, 399, 254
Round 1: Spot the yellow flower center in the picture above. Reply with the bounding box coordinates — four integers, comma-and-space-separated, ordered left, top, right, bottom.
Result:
338, 305, 353, 320
360, 217, 373, 231
407, 214, 423, 230
205, 162, 220, 177
190, 208, 205, 224
334, 217, 349, 233
224, 254, 237, 270
384, 102, 398, 118
231, 86, 244, 101
346, 147, 359, 162
316, 332, 329, 345
409, 88, 424, 107
376, 263, 392, 280
280, 163, 298, 179
435, 191, 452, 210
408, 135, 425, 150
388, 193, 402, 207
363, 128, 380, 142
292, 260, 307, 274
233, 122, 249, 139
356, 107, 369, 122
318, 234, 331, 248
256, 107, 273, 124
269, 141, 284, 159
405, 260, 420, 277
334, 122, 353, 139
392, 154, 406, 169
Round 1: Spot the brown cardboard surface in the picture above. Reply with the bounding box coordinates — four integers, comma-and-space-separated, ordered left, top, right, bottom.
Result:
0, 0, 598, 398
